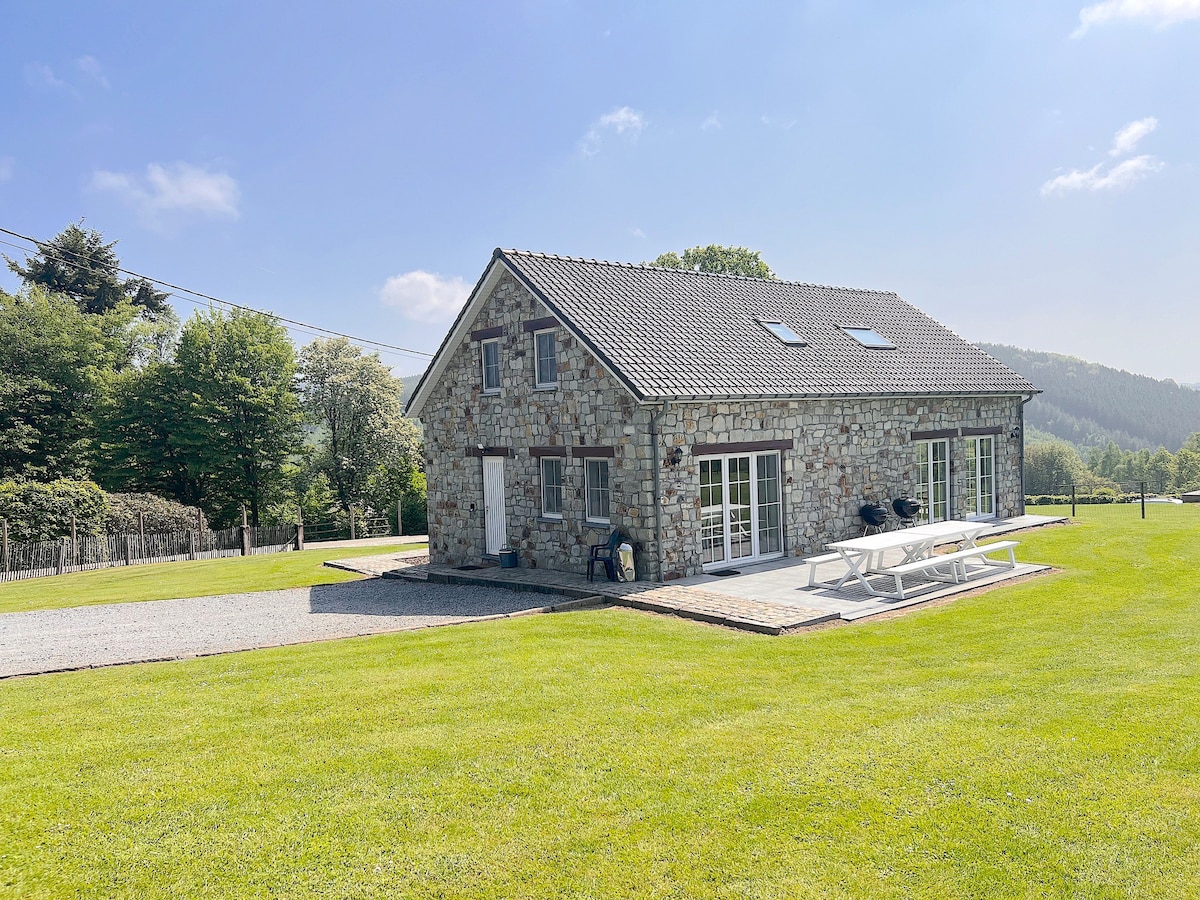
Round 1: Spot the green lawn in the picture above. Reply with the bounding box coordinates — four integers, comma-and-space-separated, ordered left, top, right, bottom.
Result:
3, 517, 1200, 898
0, 543, 425, 614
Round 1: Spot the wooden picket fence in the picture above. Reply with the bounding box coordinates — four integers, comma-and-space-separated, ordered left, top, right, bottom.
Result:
0, 524, 299, 583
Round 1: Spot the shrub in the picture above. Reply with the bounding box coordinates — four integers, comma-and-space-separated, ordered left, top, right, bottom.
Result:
0, 479, 109, 542
1025, 491, 1140, 506
104, 493, 203, 535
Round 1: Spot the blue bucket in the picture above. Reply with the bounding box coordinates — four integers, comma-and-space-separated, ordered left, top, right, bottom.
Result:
498, 549, 519, 568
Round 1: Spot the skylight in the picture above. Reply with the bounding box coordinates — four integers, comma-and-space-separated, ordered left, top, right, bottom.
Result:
759, 320, 807, 346
843, 327, 895, 349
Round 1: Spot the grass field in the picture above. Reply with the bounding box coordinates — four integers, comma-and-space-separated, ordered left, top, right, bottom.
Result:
3, 516, 1200, 898
0, 543, 425, 614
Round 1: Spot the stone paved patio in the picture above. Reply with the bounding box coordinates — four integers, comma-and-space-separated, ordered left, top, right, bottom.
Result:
325, 515, 1064, 635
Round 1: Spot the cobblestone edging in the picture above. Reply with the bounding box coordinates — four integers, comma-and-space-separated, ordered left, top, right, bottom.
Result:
385, 563, 836, 635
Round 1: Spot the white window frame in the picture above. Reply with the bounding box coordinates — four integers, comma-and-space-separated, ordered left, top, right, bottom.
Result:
584, 458, 610, 524
481, 338, 501, 394
534, 329, 558, 389
540, 456, 564, 519
698, 451, 785, 570
965, 436, 997, 521
915, 438, 950, 524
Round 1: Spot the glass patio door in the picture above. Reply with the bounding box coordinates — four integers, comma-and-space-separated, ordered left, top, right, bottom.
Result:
699, 452, 784, 568
964, 436, 996, 520
915, 439, 950, 523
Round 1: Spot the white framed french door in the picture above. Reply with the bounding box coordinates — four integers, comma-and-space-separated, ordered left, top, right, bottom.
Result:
964, 435, 996, 520
482, 456, 507, 555
915, 439, 950, 524
699, 451, 784, 570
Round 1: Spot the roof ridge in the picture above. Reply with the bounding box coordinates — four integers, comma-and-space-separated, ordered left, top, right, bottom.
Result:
496, 248, 898, 295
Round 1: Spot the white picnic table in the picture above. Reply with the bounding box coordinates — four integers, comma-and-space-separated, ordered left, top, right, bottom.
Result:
824, 520, 1014, 600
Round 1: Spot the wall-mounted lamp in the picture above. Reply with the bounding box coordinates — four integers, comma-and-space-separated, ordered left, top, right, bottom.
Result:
665, 447, 683, 467
1009, 426, 1022, 440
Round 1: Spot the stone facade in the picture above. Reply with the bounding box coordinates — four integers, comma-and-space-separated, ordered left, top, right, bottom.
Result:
422, 273, 657, 575
420, 273, 1025, 581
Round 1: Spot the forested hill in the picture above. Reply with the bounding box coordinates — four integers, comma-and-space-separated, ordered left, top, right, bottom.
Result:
980, 344, 1200, 451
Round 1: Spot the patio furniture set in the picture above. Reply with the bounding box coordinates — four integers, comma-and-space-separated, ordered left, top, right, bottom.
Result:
806, 519, 1021, 601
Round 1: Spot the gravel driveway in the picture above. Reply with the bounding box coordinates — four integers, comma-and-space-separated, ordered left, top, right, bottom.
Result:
0, 579, 552, 678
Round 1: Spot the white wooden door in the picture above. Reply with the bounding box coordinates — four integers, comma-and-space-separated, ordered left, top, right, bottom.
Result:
482, 456, 507, 555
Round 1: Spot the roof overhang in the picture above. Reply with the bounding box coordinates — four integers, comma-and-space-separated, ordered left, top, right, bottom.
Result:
632, 390, 1041, 405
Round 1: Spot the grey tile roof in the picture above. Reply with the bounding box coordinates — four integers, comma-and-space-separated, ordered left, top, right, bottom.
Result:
499, 250, 1039, 400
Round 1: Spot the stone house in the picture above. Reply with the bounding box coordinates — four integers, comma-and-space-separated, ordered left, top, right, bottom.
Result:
405, 250, 1039, 581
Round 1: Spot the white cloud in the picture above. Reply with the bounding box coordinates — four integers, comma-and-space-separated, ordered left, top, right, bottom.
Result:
76, 56, 110, 89
701, 111, 722, 131
0, 157, 12, 182
1110, 116, 1157, 155
90, 162, 241, 224
760, 114, 796, 130
629, 226, 646, 239
1041, 154, 1164, 194
579, 106, 646, 156
1042, 117, 1164, 195
380, 270, 470, 323
1072, 0, 1200, 37
23, 63, 72, 93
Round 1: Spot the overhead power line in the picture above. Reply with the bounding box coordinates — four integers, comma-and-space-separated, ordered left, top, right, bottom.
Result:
0, 226, 434, 360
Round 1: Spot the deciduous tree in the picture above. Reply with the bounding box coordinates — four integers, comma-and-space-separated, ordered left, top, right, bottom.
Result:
174, 309, 303, 526
0, 287, 129, 480
298, 337, 421, 516
650, 244, 775, 278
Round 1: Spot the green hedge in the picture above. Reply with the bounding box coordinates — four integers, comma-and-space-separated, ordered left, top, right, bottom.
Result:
105, 493, 203, 535
0, 481, 203, 542
0, 480, 109, 543
1026, 492, 1141, 506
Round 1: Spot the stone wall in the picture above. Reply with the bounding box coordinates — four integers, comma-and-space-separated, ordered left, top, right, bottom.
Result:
420, 272, 657, 575
652, 396, 1024, 579
419, 269, 1026, 581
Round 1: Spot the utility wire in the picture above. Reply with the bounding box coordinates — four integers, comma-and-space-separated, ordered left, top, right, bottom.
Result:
0, 226, 435, 360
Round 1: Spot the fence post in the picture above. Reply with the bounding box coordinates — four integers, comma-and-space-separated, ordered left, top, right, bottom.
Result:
295, 519, 305, 551
240, 505, 251, 556
188, 529, 196, 561
71, 514, 78, 568
397, 498, 404, 537
1141, 481, 1146, 519
1071, 484, 1076, 517
2, 519, 8, 574
349, 506, 357, 541
57, 539, 67, 575
124, 534, 131, 566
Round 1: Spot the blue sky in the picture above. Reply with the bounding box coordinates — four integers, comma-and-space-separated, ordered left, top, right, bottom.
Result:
2, 1, 1198, 382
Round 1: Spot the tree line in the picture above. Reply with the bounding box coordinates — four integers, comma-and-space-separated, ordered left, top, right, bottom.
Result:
1025, 435, 1200, 496
1, 224, 423, 531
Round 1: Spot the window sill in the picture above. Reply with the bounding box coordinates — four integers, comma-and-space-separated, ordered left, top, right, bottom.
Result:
533, 386, 558, 392
481, 389, 501, 396
537, 515, 565, 525
584, 519, 611, 528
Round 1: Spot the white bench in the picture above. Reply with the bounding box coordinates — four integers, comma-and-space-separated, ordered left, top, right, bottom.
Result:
871, 540, 1020, 598
934, 540, 1019, 580
805, 552, 845, 587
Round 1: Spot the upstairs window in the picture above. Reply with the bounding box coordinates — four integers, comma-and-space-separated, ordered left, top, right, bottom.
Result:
759, 320, 807, 346
481, 339, 501, 393
843, 326, 895, 349
534, 329, 558, 388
